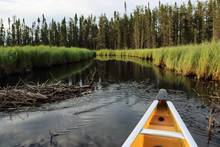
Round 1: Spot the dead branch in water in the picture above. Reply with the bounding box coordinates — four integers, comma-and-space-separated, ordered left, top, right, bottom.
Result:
192, 88, 220, 99
192, 88, 220, 141
0, 70, 96, 112
207, 104, 220, 142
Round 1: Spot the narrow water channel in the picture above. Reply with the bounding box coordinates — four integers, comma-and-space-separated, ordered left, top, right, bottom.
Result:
0, 59, 219, 147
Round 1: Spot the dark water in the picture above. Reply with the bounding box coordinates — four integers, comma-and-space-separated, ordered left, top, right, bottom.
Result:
0, 58, 219, 147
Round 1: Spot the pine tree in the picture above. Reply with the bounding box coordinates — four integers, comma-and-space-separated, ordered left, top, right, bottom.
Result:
56, 22, 61, 46
127, 14, 134, 48
41, 14, 49, 45
108, 18, 115, 49
79, 16, 84, 47
15, 19, 21, 45
97, 14, 108, 49
85, 15, 98, 49
68, 18, 74, 47
104, 16, 110, 49
120, 13, 129, 49
144, 5, 152, 48
139, 7, 145, 48
61, 17, 67, 46
151, 9, 158, 48
194, 1, 205, 43
1, 1, 219, 48
113, 11, 121, 49
31, 21, 36, 45
35, 17, 41, 45
0, 19, 5, 46
6, 18, 12, 46
49, 19, 57, 46
90, 16, 98, 49
172, 3, 179, 46
21, 19, 30, 45
204, 0, 214, 41
185, 0, 194, 44
213, 0, 220, 40
133, 7, 145, 48
73, 14, 79, 47
167, 6, 174, 46
11, 16, 16, 45
158, 4, 170, 46
179, 4, 186, 44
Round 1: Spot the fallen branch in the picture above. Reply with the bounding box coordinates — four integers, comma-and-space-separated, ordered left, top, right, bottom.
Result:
0, 70, 96, 112
192, 88, 220, 99
207, 104, 220, 142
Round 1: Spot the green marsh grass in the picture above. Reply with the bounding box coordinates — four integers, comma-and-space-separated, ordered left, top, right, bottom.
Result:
0, 46, 95, 74
96, 41, 220, 81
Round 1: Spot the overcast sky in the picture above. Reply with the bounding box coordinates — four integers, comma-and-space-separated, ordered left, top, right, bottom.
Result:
0, 0, 202, 25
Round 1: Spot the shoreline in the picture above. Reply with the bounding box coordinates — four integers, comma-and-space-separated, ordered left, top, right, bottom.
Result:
0, 46, 96, 75
96, 41, 220, 81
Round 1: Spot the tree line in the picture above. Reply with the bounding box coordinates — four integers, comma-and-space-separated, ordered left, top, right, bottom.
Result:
0, 0, 220, 49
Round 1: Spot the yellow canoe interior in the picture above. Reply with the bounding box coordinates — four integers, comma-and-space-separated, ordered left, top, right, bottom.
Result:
131, 101, 190, 147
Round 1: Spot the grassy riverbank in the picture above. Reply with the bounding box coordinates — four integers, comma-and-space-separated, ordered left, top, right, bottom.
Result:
0, 46, 95, 74
96, 41, 220, 81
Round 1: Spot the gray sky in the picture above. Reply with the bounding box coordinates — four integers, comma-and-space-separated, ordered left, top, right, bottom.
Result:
0, 0, 202, 26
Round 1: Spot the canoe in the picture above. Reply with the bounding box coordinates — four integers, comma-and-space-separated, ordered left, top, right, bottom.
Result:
122, 100, 198, 147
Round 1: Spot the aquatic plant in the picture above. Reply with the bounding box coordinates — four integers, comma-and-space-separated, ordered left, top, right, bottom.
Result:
0, 46, 95, 74
96, 41, 220, 81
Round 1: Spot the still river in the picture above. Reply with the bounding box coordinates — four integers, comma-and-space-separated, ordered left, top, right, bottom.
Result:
0, 58, 219, 147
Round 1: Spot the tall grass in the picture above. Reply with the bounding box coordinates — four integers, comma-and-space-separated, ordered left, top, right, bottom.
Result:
0, 46, 95, 74
96, 41, 220, 81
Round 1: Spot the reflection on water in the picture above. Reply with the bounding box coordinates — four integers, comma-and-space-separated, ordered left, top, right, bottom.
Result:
96, 57, 220, 104
0, 58, 219, 147
0, 60, 93, 87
